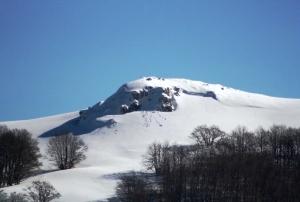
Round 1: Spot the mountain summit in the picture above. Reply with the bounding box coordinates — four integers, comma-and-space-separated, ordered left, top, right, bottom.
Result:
79, 76, 218, 117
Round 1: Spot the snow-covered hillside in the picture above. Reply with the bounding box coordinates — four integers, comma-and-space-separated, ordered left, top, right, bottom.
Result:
2, 77, 300, 201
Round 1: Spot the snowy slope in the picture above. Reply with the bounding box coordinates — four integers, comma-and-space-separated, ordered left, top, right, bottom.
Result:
1, 77, 300, 201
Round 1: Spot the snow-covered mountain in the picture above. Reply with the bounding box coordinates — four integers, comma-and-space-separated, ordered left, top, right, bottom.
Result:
2, 77, 300, 201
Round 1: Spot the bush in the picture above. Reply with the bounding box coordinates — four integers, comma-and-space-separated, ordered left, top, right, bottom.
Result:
8, 192, 27, 202
25, 180, 61, 202
0, 190, 8, 201
0, 190, 27, 202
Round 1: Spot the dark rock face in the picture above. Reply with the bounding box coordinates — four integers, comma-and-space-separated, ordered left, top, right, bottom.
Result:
118, 86, 179, 114
181, 90, 217, 100
120, 105, 129, 114
129, 100, 141, 112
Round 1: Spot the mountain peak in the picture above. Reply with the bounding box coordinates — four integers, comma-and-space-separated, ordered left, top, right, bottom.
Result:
79, 77, 218, 118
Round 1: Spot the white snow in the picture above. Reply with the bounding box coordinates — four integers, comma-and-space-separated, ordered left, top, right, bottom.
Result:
1, 77, 300, 201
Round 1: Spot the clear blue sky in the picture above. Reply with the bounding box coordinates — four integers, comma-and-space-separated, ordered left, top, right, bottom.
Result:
0, 0, 299, 121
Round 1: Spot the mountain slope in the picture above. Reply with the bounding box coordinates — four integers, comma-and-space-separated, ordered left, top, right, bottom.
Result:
2, 77, 300, 201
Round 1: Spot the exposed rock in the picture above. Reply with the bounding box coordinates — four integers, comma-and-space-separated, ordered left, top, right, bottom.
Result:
131, 91, 140, 100
161, 102, 174, 112
129, 100, 140, 112
120, 104, 129, 114
173, 87, 181, 96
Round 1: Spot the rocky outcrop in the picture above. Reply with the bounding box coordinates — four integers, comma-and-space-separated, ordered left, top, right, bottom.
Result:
119, 86, 179, 114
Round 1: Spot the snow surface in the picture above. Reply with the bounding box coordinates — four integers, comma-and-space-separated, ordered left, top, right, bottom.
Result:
1, 77, 300, 201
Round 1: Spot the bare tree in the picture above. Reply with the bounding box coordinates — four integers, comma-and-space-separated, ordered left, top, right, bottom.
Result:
47, 133, 87, 170
190, 125, 225, 153
255, 127, 270, 153
25, 180, 61, 202
143, 142, 163, 174
231, 126, 256, 153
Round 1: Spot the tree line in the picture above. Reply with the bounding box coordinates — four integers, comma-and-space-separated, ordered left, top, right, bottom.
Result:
116, 125, 300, 202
